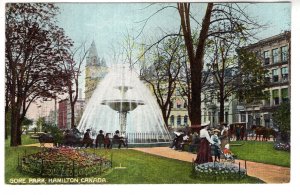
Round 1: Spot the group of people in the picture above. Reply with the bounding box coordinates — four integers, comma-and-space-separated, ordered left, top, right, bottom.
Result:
194, 121, 232, 164
81, 129, 127, 149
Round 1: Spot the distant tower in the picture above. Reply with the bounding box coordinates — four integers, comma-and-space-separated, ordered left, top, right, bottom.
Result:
85, 41, 108, 102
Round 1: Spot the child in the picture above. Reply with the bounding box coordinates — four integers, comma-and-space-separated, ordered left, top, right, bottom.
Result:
211, 129, 221, 162
223, 144, 234, 161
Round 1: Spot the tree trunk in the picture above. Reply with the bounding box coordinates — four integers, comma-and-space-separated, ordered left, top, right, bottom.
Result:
10, 107, 18, 146
162, 108, 169, 127
190, 62, 202, 132
178, 3, 213, 133
71, 102, 75, 128
10, 76, 18, 146
219, 85, 225, 124
5, 106, 9, 140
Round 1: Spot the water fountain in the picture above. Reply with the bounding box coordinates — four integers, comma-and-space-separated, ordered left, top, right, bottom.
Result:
101, 66, 145, 135
78, 65, 171, 146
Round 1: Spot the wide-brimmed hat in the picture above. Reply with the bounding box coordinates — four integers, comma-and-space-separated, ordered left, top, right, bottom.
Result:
201, 121, 210, 127
86, 129, 91, 132
213, 129, 221, 132
221, 122, 228, 127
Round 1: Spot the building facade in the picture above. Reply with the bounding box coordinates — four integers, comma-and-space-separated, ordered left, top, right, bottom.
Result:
58, 99, 68, 129
238, 31, 291, 129
85, 41, 108, 102
58, 98, 86, 129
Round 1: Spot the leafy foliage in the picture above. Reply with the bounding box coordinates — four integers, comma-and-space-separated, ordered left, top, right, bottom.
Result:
272, 101, 290, 142
235, 48, 270, 103
141, 36, 184, 126
5, 3, 73, 146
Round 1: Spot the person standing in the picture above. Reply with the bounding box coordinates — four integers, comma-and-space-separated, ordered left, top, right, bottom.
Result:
194, 121, 214, 164
211, 129, 221, 162
236, 125, 241, 141
220, 123, 229, 150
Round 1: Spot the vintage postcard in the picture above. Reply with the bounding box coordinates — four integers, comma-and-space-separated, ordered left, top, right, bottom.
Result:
2, 0, 296, 192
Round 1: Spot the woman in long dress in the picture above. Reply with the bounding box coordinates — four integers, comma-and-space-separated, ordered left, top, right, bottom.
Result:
195, 121, 214, 164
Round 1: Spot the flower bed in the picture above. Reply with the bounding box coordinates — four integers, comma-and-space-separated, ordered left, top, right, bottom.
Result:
193, 162, 246, 180
19, 147, 111, 177
273, 142, 290, 152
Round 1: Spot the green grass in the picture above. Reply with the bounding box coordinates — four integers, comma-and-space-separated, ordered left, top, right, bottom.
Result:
5, 144, 263, 184
5, 135, 39, 147
230, 141, 290, 167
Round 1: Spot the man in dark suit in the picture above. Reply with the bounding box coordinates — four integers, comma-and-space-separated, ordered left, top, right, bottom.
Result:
113, 130, 127, 149
81, 129, 93, 148
96, 130, 105, 148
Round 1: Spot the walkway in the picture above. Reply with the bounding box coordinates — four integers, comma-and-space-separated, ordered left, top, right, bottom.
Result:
133, 147, 290, 183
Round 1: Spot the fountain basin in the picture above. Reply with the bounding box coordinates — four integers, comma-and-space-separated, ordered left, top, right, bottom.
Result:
101, 99, 145, 112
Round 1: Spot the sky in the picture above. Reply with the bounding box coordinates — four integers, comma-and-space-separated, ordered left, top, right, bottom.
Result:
55, 2, 291, 99
23, 2, 292, 120
56, 2, 291, 62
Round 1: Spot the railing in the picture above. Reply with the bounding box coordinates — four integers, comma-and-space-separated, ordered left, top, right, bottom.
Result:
121, 132, 172, 144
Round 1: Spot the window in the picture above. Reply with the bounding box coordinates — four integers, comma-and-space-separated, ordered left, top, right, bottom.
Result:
281, 45, 288, 62
184, 115, 188, 125
177, 115, 181, 126
176, 99, 181, 108
264, 51, 270, 65
281, 67, 288, 82
264, 90, 270, 106
272, 48, 279, 64
176, 88, 180, 96
225, 112, 229, 123
272, 69, 279, 83
170, 115, 174, 126
255, 117, 261, 126
281, 88, 289, 102
183, 100, 187, 108
272, 89, 279, 105
170, 101, 173, 109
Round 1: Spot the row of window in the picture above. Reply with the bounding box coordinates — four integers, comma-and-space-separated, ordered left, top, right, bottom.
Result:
263, 45, 288, 65
265, 88, 289, 106
170, 115, 188, 126
269, 67, 289, 83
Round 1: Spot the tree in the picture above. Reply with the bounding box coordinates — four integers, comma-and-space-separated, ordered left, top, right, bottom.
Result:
5, 3, 73, 146
235, 48, 270, 103
206, 38, 269, 124
36, 117, 46, 132
272, 101, 290, 142
177, 3, 263, 131
61, 42, 89, 128
141, 36, 183, 126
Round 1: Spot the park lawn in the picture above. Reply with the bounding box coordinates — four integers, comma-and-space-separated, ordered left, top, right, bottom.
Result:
230, 141, 290, 167
5, 135, 39, 148
5, 143, 263, 184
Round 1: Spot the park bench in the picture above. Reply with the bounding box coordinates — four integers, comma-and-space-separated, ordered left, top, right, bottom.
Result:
110, 138, 128, 149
